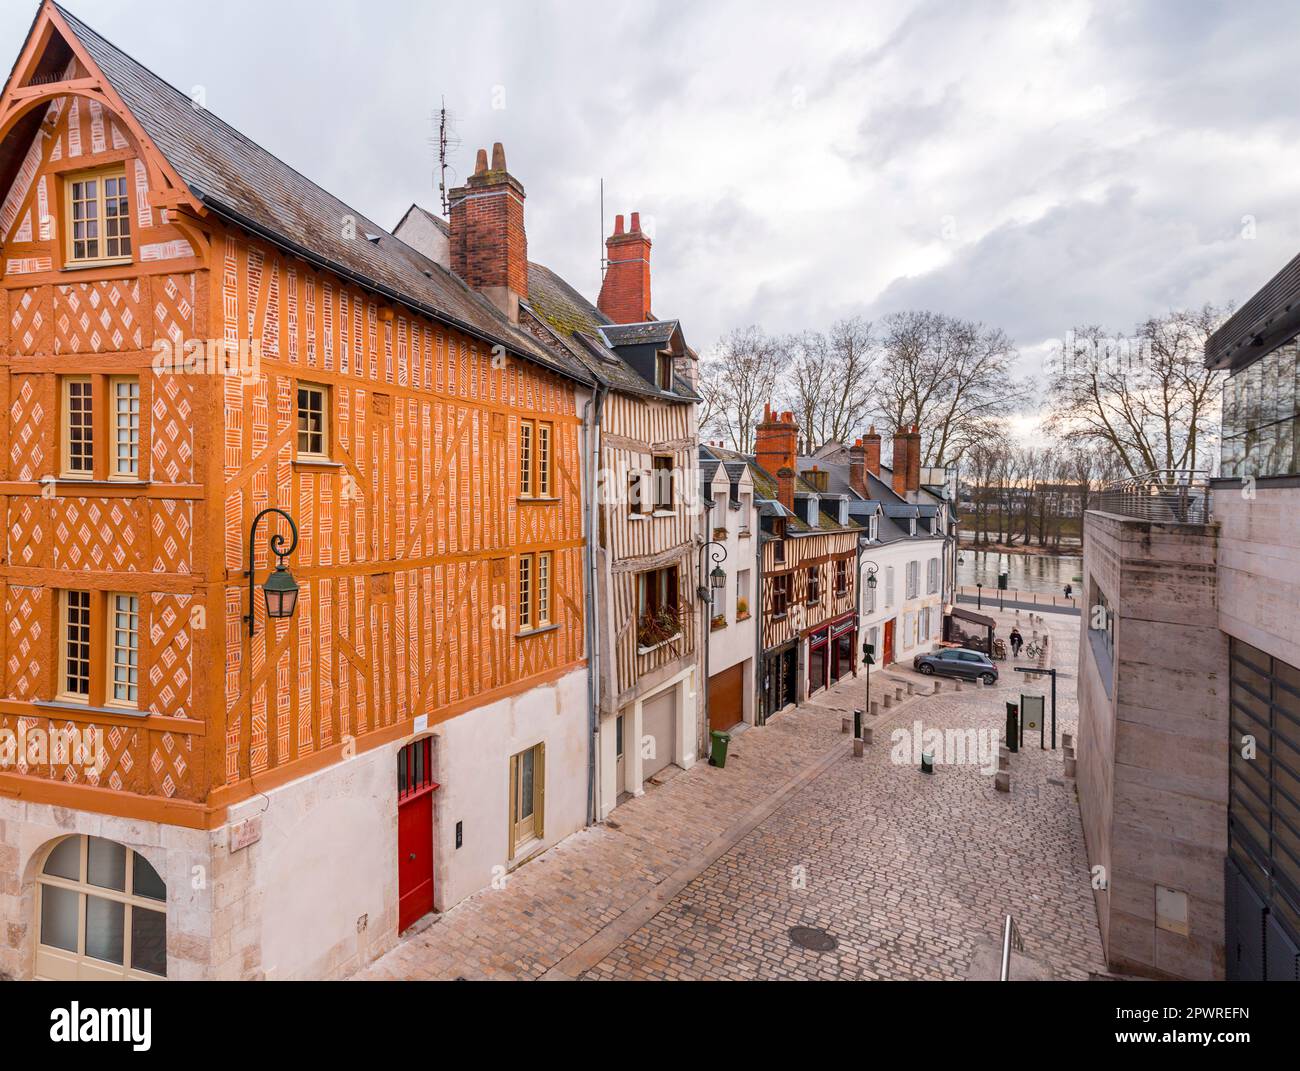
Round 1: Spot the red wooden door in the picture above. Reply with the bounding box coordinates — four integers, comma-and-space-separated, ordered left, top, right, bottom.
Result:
398, 739, 437, 932
884, 619, 895, 666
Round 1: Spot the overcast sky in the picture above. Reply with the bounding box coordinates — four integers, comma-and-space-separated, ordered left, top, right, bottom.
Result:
12, 0, 1300, 418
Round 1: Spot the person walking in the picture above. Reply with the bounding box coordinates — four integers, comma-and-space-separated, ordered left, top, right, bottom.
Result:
1064, 582, 1073, 601
1009, 627, 1024, 658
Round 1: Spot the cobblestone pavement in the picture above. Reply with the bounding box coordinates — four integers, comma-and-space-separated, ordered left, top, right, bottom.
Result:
356, 608, 1104, 981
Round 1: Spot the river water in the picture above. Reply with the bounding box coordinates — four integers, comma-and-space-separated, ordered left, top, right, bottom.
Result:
957, 548, 1084, 596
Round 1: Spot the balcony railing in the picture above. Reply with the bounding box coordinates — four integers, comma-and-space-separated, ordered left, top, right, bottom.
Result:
1094, 469, 1212, 524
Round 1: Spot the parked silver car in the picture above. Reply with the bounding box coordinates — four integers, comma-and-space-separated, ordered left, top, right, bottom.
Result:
913, 648, 998, 686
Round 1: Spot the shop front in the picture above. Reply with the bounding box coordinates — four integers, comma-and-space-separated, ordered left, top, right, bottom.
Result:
761, 640, 798, 723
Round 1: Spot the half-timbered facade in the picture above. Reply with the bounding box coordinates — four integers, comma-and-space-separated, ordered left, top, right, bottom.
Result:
517, 216, 703, 821
0, 2, 594, 981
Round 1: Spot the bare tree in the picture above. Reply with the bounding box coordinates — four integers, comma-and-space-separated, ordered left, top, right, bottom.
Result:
697, 326, 784, 453
788, 316, 877, 451
1044, 306, 1228, 479
875, 310, 1028, 467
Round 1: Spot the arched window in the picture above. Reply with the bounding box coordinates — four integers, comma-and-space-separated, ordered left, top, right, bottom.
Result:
35, 835, 166, 980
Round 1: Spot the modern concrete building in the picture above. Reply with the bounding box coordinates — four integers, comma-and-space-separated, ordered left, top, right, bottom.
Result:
1076, 251, 1300, 981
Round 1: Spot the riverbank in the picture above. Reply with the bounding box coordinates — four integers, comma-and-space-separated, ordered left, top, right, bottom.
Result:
958, 540, 1081, 556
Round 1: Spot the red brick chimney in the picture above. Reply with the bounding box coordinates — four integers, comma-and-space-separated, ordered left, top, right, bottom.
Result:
863, 426, 882, 478
849, 440, 868, 496
598, 212, 652, 324
755, 404, 798, 512
777, 468, 796, 514
449, 142, 528, 322
907, 424, 922, 495
891, 426, 910, 498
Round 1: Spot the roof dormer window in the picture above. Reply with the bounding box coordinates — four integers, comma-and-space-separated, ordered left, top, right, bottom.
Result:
656, 352, 674, 390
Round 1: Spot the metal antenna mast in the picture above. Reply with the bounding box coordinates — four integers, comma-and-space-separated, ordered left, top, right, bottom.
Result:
432, 98, 461, 217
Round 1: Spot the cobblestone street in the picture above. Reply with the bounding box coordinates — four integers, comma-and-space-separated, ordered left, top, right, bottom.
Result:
357, 607, 1105, 981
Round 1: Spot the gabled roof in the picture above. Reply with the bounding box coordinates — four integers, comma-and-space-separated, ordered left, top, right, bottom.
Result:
395, 203, 450, 238
44, 5, 590, 386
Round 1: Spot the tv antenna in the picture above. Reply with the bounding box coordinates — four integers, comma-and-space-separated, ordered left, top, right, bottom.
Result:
431, 97, 461, 217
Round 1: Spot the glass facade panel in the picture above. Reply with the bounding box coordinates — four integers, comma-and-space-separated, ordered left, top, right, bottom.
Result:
1222, 341, 1300, 478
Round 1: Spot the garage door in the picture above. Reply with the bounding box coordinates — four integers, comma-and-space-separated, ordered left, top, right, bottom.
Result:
709, 664, 743, 732
642, 688, 676, 780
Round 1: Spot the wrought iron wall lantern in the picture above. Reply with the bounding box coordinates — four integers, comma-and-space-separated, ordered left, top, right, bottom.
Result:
245, 507, 300, 637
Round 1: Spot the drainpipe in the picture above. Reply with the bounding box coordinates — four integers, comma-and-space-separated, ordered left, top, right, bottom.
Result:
754, 526, 765, 725
582, 384, 607, 826
855, 536, 864, 670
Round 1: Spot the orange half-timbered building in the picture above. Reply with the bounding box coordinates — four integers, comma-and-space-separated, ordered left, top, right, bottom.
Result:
0, 2, 595, 980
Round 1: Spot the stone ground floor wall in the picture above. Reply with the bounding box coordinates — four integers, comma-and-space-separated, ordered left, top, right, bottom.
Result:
1, 665, 591, 981
1, 802, 213, 980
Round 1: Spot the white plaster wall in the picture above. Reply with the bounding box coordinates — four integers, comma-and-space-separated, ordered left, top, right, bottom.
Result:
860, 538, 946, 666
433, 666, 589, 907
230, 743, 398, 981
706, 469, 759, 721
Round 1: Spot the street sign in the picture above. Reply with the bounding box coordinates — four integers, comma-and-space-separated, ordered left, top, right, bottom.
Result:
1021, 694, 1045, 749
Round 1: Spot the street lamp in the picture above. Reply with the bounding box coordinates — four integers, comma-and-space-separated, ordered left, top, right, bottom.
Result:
697, 538, 729, 754
245, 507, 300, 637
857, 561, 880, 742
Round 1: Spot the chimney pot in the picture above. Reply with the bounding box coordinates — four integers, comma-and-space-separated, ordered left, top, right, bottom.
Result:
450, 142, 528, 320
598, 209, 653, 322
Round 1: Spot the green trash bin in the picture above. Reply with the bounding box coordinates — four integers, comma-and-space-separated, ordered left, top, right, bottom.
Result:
709, 730, 731, 768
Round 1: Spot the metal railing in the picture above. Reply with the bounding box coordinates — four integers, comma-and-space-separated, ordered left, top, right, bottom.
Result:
1094, 469, 1212, 524
1000, 913, 1024, 981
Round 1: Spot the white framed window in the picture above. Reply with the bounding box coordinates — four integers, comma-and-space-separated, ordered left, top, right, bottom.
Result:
35, 835, 166, 980
906, 560, 920, 599
885, 566, 895, 608
927, 557, 939, 594
108, 593, 140, 707
111, 377, 141, 478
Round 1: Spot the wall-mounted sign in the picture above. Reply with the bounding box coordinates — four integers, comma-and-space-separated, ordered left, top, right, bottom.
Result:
414, 714, 428, 735
230, 815, 262, 853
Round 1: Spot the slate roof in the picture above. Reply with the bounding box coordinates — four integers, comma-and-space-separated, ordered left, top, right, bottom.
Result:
52, 4, 590, 385
700, 444, 862, 536
602, 321, 679, 347
525, 262, 697, 401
